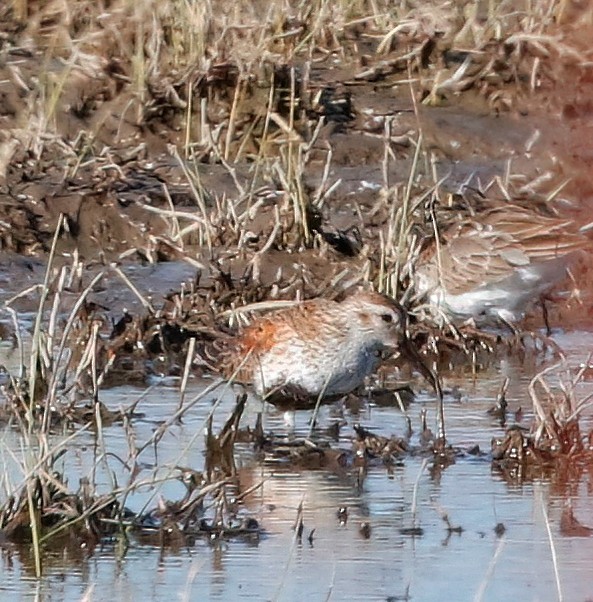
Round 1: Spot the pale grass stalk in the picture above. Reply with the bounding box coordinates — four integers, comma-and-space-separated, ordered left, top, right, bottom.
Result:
136, 203, 208, 227
210, 152, 246, 197
269, 112, 302, 140
410, 457, 429, 531
308, 371, 333, 438
184, 81, 194, 158
65, 250, 82, 289
46, 266, 68, 363
282, 65, 310, 244
274, 495, 306, 600
502, 159, 513, 194
301, 113, 325, 162
544, 179, 570, 203
384, 188, 399, 257
542, 499, 563, 601
224, 78, 243, 161
232, 114, 259, 163
42, 47, 88, 128
5, 307, 25, 379
26, 479, 42, 577
517, 171, 554, 196
390, 132, 422, 297
230, 477, 269, 504
199, 96, 208, 146
218, 298, 301, 321
170, 145, 213, 250
295, 150, 311, 245
90, 321, 101, 402
132, 4, 146, 114
93, 374, 119, 496
240, 77, 276, 213
35, 466, 70, 496
29, 214, 63, 420
568, 373, 593, 422
46, 269, 108, 406
112, 265, 155, 313
316, 177, 341, 208
162, 183, 183, 245
178, 336, 196, 411
381, 116, 392, 187
4, 284, 43, 309
335, 266, 367, 292
473, 535, 506, 602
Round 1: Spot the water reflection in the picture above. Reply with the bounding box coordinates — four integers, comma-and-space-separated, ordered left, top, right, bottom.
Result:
0, 338, 593, 600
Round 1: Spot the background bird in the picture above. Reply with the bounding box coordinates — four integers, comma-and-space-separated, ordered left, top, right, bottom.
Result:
413, 204, 590, 325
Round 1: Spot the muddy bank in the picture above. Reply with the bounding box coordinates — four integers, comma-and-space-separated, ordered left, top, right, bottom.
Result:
0, 2, 593, 598
1, 1, 593, 266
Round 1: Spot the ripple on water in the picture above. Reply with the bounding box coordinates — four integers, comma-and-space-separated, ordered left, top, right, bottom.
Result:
1, 337, 593, 600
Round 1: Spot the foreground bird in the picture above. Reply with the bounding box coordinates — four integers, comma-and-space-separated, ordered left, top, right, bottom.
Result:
221, 291, 404, 403
414, 205, 589, 324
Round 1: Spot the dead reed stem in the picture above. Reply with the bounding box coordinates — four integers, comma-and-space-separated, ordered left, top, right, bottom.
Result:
29, 214, 64, 419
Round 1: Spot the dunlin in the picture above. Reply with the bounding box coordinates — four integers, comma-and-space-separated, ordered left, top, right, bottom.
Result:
221, 291, 404, 403
414, 205, 588, 324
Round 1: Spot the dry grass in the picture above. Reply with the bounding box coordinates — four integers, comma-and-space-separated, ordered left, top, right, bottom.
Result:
0, 0, 592, 579
3, 0, 590, 167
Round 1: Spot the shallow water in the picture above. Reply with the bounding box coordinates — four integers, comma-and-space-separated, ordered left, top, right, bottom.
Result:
1, 329, 593, 602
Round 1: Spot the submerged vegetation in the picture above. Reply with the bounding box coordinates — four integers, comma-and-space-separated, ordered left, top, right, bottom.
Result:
0, 0, 592, 586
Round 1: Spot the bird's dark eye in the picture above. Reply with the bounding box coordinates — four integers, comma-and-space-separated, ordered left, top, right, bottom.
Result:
381, 313, 393, 323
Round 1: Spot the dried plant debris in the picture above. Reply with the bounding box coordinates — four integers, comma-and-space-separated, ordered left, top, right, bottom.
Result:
205, 393, 248, 479
132, 476, 261, 545
256, 416, 463, 473
0, 172, 585, 435
0, 463, 262, 548
261, 437, 349, 470
352, 423, 408, 464
492, 361, 593, 482
130, 398, 263, 543
0, 470, 123, 546
0, 399, 264, 549
0, 0, 590, 269
1, 0, 593, 582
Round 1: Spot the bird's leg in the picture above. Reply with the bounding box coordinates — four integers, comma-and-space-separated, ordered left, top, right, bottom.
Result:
539, 294, 551, 336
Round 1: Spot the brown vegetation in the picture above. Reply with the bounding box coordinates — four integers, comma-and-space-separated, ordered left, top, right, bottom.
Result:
1, 0, 593, 576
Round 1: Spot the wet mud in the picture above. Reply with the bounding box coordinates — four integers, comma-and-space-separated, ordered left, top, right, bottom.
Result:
1, 1, 593, 600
